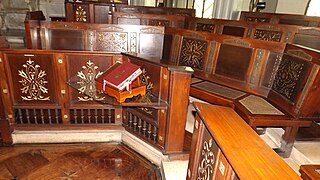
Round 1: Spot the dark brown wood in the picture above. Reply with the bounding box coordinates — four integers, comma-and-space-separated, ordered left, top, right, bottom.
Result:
112, 12, 186, 28
0, 37, 9, 48
25, 11, 46, 21
187, 102, 300, 179
300, 164, 320, 180
24, 20, 164, 58
240, 11, 320, 27
0, 143, 161, 179
185, 17, 320, 50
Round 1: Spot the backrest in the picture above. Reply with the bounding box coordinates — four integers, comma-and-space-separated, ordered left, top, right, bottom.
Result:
112, 12, 185, 28
240, 11, 320, 27
25, 11, 46, 21
268, 44, 320, 118
164, 27, 285, 96
24, 20, 164, 58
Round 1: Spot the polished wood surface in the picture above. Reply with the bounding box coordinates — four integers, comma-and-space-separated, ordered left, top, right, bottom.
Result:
300, 164, 320, 180
0, 143, 161, 179
188, 102, 300, 179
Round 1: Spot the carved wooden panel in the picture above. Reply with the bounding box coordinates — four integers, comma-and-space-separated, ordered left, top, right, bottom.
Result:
215, 44, 253, 81
95, 32, 128, 52
5, 53, 58, 106
195, 23, 215, 33
195, 124, 219, 179
66, 54, 114, 106
253, 29, 282, 42
245, 17, 270, 23
272, 54, 311, 103
178, 38, 208, 70
261, 52, 283, 88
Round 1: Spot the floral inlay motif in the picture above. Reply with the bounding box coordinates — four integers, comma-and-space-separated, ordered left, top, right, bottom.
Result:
254, 29, 282, 42
96, 32, 128, 52
178, 38, 207, 70
272, 57, 305, 101
18, 59, 50, 101
197, 139, 215, 180
76, 6, 87, 22
77, 60, 104, 101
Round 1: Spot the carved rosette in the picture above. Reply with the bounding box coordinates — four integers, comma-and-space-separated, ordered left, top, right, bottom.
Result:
197, 139, 215, 180
75, 6, 87, 22
272, 57, 305, 100
18, 59, 50, 101
76, 60, 104, 101
179, 38, 207, 70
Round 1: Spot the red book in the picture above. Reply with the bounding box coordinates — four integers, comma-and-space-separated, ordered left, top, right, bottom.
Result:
99, 61, 142, 91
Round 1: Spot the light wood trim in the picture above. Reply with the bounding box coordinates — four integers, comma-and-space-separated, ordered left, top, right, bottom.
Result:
193, 102, 300, 179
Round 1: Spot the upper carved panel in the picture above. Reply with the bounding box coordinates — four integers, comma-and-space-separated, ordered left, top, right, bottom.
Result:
178, 38, 208, 70
254, 29, 282, 42
75, 6, 87, 22
195, 23, 215, 33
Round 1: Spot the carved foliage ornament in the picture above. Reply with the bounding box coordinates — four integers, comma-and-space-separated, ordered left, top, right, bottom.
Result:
272, 57, 306, 101
197, 139, 215, 180
96, 32, 128, 52
77, 60, 104, 101
254, 29, 282, 42
18, 59, 50, 101
196, 23, 215, 33
76, 6, 87, 22
179, 38, 207, 70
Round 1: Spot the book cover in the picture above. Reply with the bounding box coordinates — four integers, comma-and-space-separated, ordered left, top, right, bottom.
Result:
98, 61, 142, 91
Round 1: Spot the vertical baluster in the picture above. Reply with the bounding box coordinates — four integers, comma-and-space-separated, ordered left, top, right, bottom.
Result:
153, 126, 157, 142
40, 109, 44, 124
73, 109, 78, 124
101, 109, 105, 124
18, 109, 23, 124
133, 116, 137, 131
26, 109, 30, 124
143, 121, 147, 136
55, 109, 59, 124
48, 109, 52, 124
88, 109, 91, 124
94, 109, 98, 124
33, 109, 38, 124
81, 109, 84, 124
138, 118, 142, 134
108, 109, 112, 123
129, 113, 133, 128
148, 123, 152, 139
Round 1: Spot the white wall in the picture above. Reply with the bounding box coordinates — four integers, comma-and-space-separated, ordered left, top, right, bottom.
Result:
241, 0, 309, 14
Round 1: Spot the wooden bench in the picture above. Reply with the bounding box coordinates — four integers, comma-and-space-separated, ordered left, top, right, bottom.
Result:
163, 27, 319, 157
185, 17, 320, 50
188, 102, 300, 179
240, 11, 320, 27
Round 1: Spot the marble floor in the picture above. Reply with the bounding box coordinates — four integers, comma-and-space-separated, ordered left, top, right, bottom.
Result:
163, 97, 320, 180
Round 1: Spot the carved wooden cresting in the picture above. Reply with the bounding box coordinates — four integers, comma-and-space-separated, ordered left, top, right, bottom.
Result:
178, 38, 208, 70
